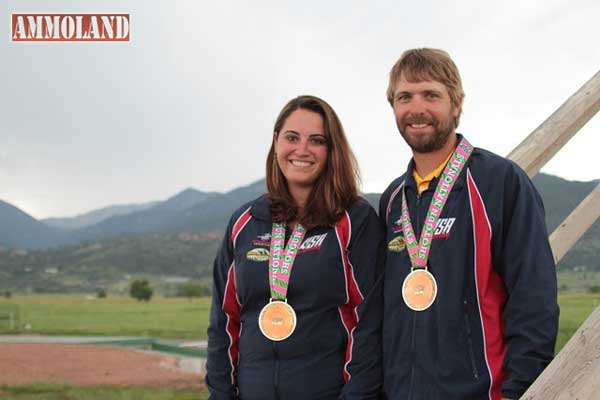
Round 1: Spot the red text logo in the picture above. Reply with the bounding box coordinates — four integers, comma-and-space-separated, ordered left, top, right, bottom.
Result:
12, 14, 130, 42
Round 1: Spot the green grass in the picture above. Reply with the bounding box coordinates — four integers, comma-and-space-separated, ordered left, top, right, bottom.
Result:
555, 293, 600, 353
0, 384, 208, 400
1, 293, 599, 351
0, 295, 211, 339
0, 294, 598, 398
557, 270, 600, 293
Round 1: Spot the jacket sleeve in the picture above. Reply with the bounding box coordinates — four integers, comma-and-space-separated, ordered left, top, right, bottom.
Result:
339, 205, 386, 400
493, 167, 559, 399
206, 215, 240, 400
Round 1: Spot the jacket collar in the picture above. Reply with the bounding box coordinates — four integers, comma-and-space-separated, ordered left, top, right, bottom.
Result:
403, 133, 469, 193
249, 194, 273, 221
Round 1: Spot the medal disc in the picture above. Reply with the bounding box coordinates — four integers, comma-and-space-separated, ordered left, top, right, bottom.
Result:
258, 300, 297, 341
402, 269, 437, 311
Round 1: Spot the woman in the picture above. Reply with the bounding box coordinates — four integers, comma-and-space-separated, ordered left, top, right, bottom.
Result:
206, 95, 384, 400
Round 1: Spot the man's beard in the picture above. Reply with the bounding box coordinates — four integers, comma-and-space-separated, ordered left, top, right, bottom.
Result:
397, 112, 455, 153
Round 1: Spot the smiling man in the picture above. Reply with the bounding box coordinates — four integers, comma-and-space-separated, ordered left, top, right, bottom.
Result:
378, 48, 559, 400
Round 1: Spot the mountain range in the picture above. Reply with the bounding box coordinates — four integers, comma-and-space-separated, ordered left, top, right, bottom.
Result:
0, 174, 598, 293
42, 202, 160, 230
0, 181, 265, 250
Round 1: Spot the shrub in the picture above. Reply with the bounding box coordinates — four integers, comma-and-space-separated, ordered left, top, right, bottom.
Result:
588, 285, 600, 294
176, 281, 211, 299
129, 279, 153, 302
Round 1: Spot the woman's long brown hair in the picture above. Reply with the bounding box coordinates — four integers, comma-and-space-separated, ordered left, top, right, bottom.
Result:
266, 95, 360, 229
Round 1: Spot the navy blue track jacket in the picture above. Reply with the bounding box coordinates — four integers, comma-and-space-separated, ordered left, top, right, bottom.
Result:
206, 195, 385, 400
379, 136, 559, 400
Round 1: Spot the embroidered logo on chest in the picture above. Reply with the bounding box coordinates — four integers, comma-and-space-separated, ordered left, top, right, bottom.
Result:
433, 217, 456, 238
246, 247, 270, 262
391, 217, 457, 239
392, 217, 403, 233
252, 232, 271, 247
298, 233, 327, 254
388, 236, 406, 252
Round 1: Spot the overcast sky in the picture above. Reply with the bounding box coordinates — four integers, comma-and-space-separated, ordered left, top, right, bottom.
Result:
2, 0, 599, 219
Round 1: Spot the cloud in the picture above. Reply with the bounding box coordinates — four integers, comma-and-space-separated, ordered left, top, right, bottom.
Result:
1, 0, 599, 218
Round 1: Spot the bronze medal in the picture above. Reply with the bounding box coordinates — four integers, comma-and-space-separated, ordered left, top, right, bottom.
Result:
258, 300, 297, 341
397, 139, 473, 312
402, 269, 437, 311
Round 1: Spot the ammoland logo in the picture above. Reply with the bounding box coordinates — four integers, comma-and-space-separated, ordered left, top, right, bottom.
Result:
12, 14, 130, 42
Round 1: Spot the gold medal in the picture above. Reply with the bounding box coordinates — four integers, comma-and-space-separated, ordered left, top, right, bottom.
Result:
402, 269, 437, 311
258, 300, 297, 341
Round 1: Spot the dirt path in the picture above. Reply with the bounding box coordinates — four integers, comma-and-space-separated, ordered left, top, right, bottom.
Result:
0, 343, 204, 388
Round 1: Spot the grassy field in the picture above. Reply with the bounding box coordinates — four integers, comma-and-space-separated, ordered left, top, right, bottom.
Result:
0, 384, 208, 400
0, 295, 211, 339
557, 270, 600, 293
555, 293, 599, 351
0, 293, 598, 399
1, 293, 598, 351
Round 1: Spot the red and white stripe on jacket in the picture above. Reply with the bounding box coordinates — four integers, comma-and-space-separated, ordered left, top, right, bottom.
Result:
467, 170, 507, 400
222, 207, 252, 385
335, 211, 365, 383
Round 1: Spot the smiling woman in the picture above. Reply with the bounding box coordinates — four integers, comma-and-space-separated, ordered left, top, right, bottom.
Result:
205, 95, 386, 399
266, 96, 360, 229
273, 108, 328, 207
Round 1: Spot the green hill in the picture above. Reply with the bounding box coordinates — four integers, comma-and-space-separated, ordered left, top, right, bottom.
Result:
0, 174, 598, 294
0, 232, 221, 294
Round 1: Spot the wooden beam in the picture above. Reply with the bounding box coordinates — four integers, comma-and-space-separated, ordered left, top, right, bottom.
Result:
507, 70, 600, 177
550, 183, 600, 264
521, 304, 600, 399
509, 71, 600, 399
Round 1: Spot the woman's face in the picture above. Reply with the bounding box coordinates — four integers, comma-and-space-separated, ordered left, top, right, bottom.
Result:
274, 109, 328, 197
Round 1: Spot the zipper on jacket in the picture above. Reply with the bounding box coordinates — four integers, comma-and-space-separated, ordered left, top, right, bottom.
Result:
463, 300, 479, 380
407, 190, 422, 400
273, 341, 281, 399
414, 191, 423, 237
407, 311, 417, 400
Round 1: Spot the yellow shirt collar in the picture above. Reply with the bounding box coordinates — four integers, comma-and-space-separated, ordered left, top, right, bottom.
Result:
413, 151, 453, 195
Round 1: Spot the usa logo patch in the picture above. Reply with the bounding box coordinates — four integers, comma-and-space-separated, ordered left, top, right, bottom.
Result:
298, 233, 327, 254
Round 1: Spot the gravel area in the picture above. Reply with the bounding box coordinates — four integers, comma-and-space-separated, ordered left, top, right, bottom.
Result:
0, 343, 204, 388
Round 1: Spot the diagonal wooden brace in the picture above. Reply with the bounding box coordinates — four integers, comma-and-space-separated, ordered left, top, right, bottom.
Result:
549, 183, 600, 264
508, 70, 600, 177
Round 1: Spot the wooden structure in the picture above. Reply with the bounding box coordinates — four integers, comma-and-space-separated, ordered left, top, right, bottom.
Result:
507, 70, 600, 398
521, 305, 600, 399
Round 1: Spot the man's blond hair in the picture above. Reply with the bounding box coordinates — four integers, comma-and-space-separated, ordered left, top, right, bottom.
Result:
387, 48, 465, 127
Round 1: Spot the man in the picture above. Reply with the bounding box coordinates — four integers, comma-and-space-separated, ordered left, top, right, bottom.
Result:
379, 48, 558, 400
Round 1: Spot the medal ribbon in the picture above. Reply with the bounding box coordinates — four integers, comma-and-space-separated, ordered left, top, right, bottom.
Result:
401, 138, 473, 269
268, 222, 306, 300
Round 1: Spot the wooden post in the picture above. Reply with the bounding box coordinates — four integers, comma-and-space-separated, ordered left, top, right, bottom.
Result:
507, 70, 600, 399
504, 69, 600, 267
507, 70, 600, 177
550, 183, 600, 264
521, 304, 600, 399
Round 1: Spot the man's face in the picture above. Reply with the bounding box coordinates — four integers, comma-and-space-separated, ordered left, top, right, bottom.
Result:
392, 75, 460, 153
